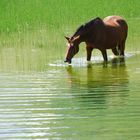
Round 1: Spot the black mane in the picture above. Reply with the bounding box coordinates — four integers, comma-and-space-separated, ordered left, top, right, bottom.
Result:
72, 25, 84, 36
72, 17, 102, 38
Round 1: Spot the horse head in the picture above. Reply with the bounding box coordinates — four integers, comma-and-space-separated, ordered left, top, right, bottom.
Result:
64, 35, 80, 64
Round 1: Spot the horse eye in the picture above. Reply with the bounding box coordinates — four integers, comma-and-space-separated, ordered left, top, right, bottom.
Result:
67, 42, 74, 48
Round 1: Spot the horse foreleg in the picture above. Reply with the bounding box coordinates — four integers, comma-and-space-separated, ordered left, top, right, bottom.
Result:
101, 50, 108, 62
86, 47, 93, 61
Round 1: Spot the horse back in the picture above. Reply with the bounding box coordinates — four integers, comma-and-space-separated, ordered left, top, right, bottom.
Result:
103, 16, 127, 27
103, 16, 128, 38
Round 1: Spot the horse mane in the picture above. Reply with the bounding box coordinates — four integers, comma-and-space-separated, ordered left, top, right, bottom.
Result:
71, 17, 102, 38
71, 25, 84, 39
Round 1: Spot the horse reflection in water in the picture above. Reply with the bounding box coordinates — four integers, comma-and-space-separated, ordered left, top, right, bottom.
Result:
66, 60, 129, 109
64, 15, 128, 64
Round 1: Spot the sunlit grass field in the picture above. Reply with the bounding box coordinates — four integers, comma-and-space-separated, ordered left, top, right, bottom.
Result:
0, 0, 140, 68
0, 0, 140, 32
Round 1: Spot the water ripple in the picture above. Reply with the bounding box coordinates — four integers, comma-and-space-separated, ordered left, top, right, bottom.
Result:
0, 54, 140, 139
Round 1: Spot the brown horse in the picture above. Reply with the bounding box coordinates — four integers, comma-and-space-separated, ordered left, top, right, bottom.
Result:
64, 15, 128, 63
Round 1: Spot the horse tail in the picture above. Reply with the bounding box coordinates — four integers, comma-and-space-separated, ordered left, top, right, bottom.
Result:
117, 18, 128, 39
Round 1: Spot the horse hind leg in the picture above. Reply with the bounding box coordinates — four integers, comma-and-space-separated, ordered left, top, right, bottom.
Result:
118, 40, 126, 56
112, 47, 119, 56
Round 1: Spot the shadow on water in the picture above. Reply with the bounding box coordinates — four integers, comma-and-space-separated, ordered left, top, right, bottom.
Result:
66, 57, 129, 110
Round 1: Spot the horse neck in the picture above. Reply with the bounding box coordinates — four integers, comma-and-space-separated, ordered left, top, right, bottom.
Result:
73, 28, 91, 44
72, 35, 83, 46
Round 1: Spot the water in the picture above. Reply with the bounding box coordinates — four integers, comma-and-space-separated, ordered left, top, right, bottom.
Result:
0, 46, 139, 140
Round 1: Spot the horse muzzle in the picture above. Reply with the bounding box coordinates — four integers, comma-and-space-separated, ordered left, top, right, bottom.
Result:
64, 58, 71, 64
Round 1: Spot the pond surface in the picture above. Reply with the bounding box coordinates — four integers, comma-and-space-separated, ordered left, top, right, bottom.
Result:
0, 47, 140, 140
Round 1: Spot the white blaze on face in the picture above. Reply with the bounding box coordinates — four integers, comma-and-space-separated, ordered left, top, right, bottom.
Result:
65, 42, 74, 61
66, 42, 73, 53
66, 43, 70, 53
65, 43, 71, 57
67, 42, 71, 48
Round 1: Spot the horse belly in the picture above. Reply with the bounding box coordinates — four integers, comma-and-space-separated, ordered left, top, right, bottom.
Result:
104, 27, 124, 49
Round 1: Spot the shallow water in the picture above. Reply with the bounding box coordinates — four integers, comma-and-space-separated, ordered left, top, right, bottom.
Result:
0, 47, 140, 140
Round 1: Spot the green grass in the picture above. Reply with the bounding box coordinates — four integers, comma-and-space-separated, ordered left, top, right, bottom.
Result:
0, 0, 140, 33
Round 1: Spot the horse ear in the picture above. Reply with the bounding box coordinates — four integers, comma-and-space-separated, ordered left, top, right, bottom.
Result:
65, 36, 70, 41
